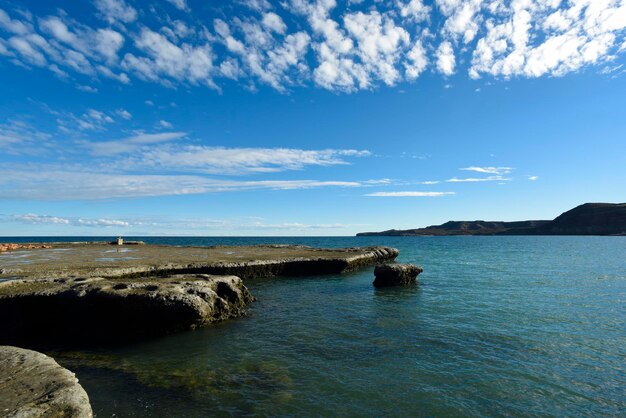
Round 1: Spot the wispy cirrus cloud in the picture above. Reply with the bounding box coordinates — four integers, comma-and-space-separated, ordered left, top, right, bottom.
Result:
12, 213, 130, 227
131, 146, 370, 174
6, 213, 363, 234
0, 120, 52, 154
448, 166, 514, 183
461, 166, 513, 175
446, 176, 510, 183
82, 131, 188, 156
0, 168, 382, 200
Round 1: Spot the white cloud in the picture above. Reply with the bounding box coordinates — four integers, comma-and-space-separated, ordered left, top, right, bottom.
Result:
159, 120, 173, 128
83, 131, 187, 156
470, 0, 626, 79
436, 41, 456, 75
446, 176, 509, 182
262, 12, 287, 34
343, 11, 411, 86
405, 39, 428, 79
13, 213, 130, 227
76, 218, 130, 227
214, 18, 310, 91
77, 84, 98, 93
0, 169, 378, 200
0, 120, 52, 154
242, 0, 271, 12
122, 28, 214, 86
366, 191, 455, 197
461, 166, 512, 175
165, 0, 189, 12
13, 214, 70, 224
2, 1, 626, 92
94, 0, 137, 24
528, 175, 539, 181
116, 108, 132, 119
398, 0, 430, 22
437, 0, 484, 43
132, 146, 370, 175
0, 9, 32, 35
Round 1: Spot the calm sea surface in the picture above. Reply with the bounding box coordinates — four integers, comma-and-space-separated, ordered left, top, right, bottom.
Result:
2, 236, 625, 417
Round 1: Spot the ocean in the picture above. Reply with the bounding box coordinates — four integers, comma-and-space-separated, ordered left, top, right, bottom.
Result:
2, 236, 625, 416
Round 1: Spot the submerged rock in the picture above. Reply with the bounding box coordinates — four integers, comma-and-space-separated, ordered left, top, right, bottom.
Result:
0, 275, 253, 348
0, 346, 93, 417
373, 264, 423, 287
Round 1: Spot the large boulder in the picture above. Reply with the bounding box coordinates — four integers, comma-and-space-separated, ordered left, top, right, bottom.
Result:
0, 346, 93, 417
373, 264, 423, 287
0, 274, 254, 348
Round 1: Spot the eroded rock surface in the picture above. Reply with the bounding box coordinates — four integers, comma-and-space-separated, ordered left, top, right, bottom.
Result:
0, 244, 399, 281
373, 264, 423, 287
0, 346, 92, 417
0, 275, 253, 348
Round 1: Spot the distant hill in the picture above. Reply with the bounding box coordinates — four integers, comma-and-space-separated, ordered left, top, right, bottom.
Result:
357, 203, 626, 236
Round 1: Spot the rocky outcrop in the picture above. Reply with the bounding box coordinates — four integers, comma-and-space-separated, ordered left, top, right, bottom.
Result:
373, 264, 423, 287
0, 245, 399, 281
191, 246, 400, 279
0, 346, 93, 417
0, 275, 253, 348
0, 243, 52, 252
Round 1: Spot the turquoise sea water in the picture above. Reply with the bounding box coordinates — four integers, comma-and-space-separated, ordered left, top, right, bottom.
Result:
3, 236, 625, 416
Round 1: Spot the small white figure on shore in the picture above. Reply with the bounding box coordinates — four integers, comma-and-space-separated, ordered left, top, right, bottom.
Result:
117, 236, 123, 246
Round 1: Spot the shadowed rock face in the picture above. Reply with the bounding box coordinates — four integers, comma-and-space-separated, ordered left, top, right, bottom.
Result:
0, 275, 253, 349
0, 346, 93, 417
373, 264, 423, 287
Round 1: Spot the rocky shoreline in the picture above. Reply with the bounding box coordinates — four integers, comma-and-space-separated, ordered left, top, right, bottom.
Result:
0, 243, 399, 280
0, 346, 93, 417
0, 243, 400, 413
0, 244, 399, 346
0, 274, 254, 348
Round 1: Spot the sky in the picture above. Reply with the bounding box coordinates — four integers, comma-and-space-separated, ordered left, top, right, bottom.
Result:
0, 0, 625, 236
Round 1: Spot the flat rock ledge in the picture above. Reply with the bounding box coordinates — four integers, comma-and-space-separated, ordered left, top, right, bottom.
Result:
0, 245, 399, 281
0, 346, 93, 417
373, 264, 423, 288
0, 275, 253, 348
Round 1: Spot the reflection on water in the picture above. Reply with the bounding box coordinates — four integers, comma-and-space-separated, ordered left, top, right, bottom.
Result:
104, 248, 137, 253
19, 236, 626, 416
0, 247, 76, 266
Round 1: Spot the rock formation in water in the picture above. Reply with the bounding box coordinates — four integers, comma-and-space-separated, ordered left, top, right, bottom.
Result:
373, 264, 423, 287
0, 275, 253, 348
357, 203, 626, 236
0, 346, 93, 417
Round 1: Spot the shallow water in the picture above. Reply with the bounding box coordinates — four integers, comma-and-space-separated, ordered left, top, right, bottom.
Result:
5, 236, 626, 416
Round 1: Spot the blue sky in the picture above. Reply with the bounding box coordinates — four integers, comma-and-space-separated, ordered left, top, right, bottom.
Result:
0, 0, 625, 236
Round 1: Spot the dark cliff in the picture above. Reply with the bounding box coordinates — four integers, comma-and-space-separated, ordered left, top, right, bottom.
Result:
357, 203, 626, 236
535, 203, 626, 235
